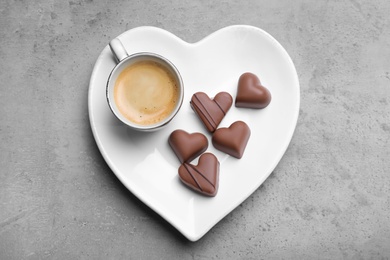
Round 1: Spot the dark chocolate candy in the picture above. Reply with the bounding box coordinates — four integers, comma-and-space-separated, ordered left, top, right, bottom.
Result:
178, 153, 219, 196
212, 121, 251, 159
235, 72, 271, 109
190, 92, 233, 132
169, 130, 208, 163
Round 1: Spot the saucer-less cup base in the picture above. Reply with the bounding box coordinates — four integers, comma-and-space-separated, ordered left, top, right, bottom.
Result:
106, 52, 184, 131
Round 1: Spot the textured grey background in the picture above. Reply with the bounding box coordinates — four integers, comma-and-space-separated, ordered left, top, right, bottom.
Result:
1, 0, 389, 259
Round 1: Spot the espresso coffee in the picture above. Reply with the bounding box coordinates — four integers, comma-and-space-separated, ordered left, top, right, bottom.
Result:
114, 60, 180, 125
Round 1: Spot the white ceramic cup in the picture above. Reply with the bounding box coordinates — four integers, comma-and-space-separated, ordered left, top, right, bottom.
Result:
106, 38, 184, 131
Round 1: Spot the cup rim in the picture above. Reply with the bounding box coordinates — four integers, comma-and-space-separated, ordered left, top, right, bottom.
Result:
106, 52, 184, 131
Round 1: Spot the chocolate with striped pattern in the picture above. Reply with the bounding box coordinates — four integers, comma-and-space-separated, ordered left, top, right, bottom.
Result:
178, 153, 219, 196
190, 92, 233, 132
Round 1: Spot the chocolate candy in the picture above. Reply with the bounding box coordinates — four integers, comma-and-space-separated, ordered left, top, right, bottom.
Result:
235, 72, 271, 109
169, 130, 208, 163
178, 153, 219, 196
212, 121, 251, 159
190, 92, 233, 132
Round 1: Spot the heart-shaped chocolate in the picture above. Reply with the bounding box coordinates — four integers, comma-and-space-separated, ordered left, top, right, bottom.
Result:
190, 92, 233, 132
178, 153, 219, 196
169, 130, 208, 163
212, 121, 251, 159
235, 72, 271, 109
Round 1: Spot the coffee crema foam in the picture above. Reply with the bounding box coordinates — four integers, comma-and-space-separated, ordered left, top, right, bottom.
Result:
114, 60, 179, 125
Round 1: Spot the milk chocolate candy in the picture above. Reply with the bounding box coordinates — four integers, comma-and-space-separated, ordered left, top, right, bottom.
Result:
190, 92, 233, 132
178, 153, 219, 196
212, 121, 251, 159
169, 130, 208, 163
235, 72, 271, 109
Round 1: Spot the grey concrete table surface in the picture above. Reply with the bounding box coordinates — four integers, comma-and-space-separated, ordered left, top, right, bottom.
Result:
1, 0, 389, 259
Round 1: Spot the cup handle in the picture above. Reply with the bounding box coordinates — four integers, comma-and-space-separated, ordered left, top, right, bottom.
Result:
109, 38, 128, 63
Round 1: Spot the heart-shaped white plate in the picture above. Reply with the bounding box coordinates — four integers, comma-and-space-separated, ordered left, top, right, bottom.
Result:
88, 25, 299, 241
